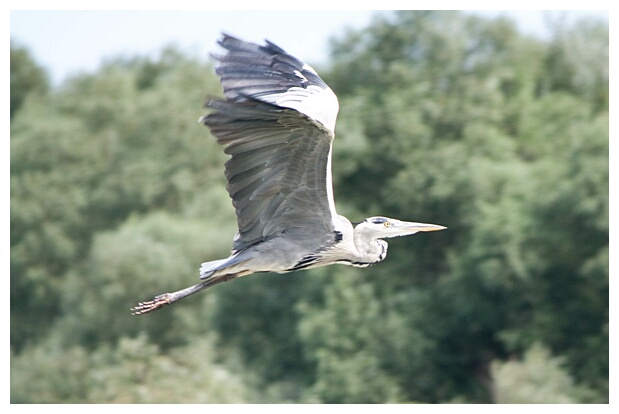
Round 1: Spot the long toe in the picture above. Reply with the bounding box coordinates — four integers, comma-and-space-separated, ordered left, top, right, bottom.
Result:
130, 294, 171, 315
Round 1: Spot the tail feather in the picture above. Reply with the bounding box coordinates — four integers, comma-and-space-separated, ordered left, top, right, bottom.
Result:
199, 252, 251, 280
199, 258, 230, 279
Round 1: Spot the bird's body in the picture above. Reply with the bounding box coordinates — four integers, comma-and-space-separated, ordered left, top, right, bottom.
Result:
131, 35, 445, 315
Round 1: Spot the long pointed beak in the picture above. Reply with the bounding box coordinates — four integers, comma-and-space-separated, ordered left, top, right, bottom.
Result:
396, 221, 447, 234
410, 222, 447, 232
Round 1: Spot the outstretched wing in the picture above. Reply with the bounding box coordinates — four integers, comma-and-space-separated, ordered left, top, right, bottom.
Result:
202, 34, 340, 253
212, 34, 339, 133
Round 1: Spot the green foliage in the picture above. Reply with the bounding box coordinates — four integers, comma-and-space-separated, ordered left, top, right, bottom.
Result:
57, 208, 234, 349
10, 41, 49, 118
10, 49, 226, 349
11, 11, 607, 403
11, 333, 249, 403
298, 273, 404, 403
323, 11, 608, 402
491, 343, 596, 403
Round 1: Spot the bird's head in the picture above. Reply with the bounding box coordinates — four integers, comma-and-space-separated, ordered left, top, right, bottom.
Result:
354, 216, 446, 240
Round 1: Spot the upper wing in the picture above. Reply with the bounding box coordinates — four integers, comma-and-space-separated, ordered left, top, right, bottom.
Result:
202, 35, 340, 253
212, 34, 339, 134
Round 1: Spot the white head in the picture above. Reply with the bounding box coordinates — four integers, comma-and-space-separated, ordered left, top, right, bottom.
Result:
354, 216, 446, 240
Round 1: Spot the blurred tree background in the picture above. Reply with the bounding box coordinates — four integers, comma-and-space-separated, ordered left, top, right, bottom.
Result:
10, 11, 608, 403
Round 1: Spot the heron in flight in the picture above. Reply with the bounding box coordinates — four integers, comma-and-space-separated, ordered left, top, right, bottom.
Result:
131, 34, 446, 315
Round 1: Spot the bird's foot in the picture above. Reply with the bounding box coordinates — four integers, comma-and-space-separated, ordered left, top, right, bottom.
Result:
130, 294, 171, 315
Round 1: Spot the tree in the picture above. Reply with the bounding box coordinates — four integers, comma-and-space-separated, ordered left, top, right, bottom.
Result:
10, 41, 48, 117
491, 343, 595, 403
312, 10, 608, 402
10, 49, 224, 349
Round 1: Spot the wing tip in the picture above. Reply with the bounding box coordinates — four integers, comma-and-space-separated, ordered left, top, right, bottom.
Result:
208, 33, 339, 133
215, 32, 285, 56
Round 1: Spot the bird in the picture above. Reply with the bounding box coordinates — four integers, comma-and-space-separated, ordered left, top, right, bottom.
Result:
131, 34, 446, 315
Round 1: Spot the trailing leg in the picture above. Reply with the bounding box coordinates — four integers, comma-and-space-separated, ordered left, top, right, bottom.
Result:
131, 273, 238, 315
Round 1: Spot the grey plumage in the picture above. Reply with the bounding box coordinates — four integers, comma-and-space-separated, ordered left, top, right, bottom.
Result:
204, 100, 335, 254
131, 34, 445, 315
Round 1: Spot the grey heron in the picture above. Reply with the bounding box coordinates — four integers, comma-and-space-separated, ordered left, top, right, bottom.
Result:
131, 34, 446, 315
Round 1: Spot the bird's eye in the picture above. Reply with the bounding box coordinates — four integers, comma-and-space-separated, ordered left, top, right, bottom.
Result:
384, 222, 391, 227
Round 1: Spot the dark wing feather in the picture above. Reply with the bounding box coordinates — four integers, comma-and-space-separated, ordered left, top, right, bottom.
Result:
213, 34, 330, 103
202, 34, 340, 253
203, 99, 336, 252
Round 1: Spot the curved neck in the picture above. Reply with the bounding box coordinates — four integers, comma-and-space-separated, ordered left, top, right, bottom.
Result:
352, 232, 388, 267
329, 215, 388, 267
